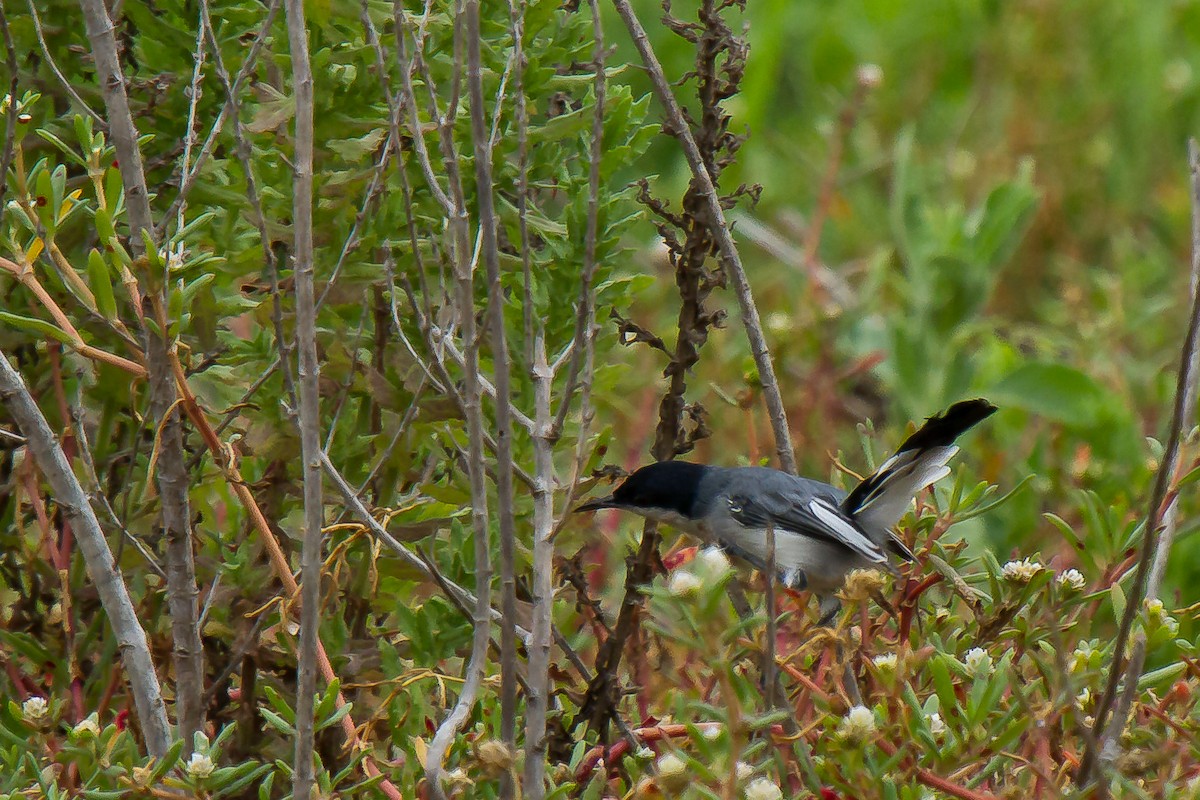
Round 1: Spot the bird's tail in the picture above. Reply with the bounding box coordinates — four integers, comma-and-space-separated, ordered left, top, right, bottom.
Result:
841, 399, 997, 550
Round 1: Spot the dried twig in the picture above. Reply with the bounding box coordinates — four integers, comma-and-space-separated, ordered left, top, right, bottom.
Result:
0, 349, 173, 757
1080, 139, 1200, 787
611, 0, 796, 473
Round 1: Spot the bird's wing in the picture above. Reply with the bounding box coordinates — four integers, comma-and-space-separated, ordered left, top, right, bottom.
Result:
726, 487, 888, 564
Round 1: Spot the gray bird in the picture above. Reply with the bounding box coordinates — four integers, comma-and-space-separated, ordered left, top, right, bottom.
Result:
576, 399, 997, 624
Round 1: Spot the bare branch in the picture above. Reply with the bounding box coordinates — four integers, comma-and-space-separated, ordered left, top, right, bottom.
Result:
550, 0, 605, 438
525, 332, 555, 797
424, 1, 494, 792
69, 375, 167, 580
463, 2, 519, 773
0, 1, 20, 229
1081, 139, 1200, 786
281, 0, 322, 794
76, 0, 203, 750
610, 0, 796, 474
0, 350, 172, 756
392, 3, 455, 216
161, 0, 281, 235
173, 9, 208, 234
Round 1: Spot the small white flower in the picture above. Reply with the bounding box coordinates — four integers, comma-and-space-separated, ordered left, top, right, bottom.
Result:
766, 312, 792, 334
1144, 598, 1179, 635
72, 713, 100, 738
657, 752, 686, 779
160, 244, 188, 272
872, 653, 898, 673
634, 746, 655, 760
926, 712, 946, 738
837, 705, 876, 742
655, 752, 689, 791
444, 768, 473, 787
1056, 569, 1086, 592
856, 63, 883, 89
185, 752, 215, 779
949, 149, 977, 180
744, 777, 783, 800
1164, 59, 1193, 93
962, 648, 993, 678
697, 547, 731, 578
21, 696, 49, 723
1001, 557, 1044, 584
735, 761, 753, 781
668, 570, 702, 597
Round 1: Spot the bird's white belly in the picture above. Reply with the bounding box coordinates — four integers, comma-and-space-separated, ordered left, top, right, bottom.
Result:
707, 522, 870, 593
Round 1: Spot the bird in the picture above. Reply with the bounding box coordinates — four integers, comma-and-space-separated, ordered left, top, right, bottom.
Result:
575, 398, 997, 625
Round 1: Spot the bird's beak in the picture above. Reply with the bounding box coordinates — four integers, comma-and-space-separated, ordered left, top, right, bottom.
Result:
574, 495, 617, 513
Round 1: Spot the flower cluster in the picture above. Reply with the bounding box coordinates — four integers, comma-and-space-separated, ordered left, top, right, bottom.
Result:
962, 648, 994, 678
1056, 568, 1086, 592
837, 705, 877, 743
1001, 557, 1043, 583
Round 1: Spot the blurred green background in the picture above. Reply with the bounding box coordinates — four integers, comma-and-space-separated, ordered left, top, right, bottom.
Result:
599, 0, 1200, 603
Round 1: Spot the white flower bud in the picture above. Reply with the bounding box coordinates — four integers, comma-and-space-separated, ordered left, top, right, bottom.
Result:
668, 570, 702, 597
697, 547, 731, 578
856, 63, 883, 88
1001, 557, 1043, 583
837, 705, 876, 742
744, 777, 783, 800
21, 696, 49, 724
962, 648, 993, 678
185, 752, 215, 779
1056, 568, 1086, 592
72, 714, 100, 738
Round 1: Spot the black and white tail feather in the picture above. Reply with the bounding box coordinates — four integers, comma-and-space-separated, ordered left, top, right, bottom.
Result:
842, 398, 998, 560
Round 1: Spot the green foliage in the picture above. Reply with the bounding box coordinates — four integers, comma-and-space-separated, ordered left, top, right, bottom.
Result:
3, 0, 1200, 797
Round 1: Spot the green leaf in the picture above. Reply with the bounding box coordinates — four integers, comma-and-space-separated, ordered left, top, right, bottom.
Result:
314, 677, 340, 722
0, 312, 73, 344
35, 169, 56, 234
73, 114, 93, 150
34, 129, 88, 168
328, 128, 387, 161
928, 654, 959, 721
1110, 582, 1126, 623
990, 362, 1114, 427
259, 708, 294, 736
87, 249, 118, 320
94, 207, 116, 241
149, 738, 185, 781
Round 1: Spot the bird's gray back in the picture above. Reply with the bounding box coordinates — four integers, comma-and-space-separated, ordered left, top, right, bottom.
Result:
695, 466, 845, 513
